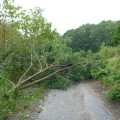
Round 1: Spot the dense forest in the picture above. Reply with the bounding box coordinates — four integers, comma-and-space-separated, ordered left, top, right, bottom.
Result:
63, 20, 120, 52
0, 0, 120, 119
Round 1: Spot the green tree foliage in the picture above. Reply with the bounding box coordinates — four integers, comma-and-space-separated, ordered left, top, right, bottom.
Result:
112, 22, 120, 46
0, 0, 22, 51
92, 45, 120, 100
0, 1, 75, 119
63, 20, 117, 52
0, 0, 120, 119
63, 24, 95, 51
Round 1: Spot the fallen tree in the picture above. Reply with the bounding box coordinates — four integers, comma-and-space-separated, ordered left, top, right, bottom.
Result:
5, 61, 80, 97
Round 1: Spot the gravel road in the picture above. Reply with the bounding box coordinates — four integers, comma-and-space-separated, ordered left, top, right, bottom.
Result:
36, 82, 117, 120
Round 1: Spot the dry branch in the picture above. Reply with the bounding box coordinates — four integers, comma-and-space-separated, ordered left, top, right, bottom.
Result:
19, 62, 56, 85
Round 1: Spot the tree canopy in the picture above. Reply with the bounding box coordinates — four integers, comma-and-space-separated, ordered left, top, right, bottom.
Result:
63, 20, 119, 52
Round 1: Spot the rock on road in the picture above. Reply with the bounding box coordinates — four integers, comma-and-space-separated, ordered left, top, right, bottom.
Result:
36, 82, 116, 120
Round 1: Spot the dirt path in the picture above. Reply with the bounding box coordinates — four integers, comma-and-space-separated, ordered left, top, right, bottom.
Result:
35, 81, 120, 120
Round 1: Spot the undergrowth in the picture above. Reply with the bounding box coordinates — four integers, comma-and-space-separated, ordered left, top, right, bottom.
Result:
92, 45, 120, 100
0, 84, 46, 120
0, 46, 120, 120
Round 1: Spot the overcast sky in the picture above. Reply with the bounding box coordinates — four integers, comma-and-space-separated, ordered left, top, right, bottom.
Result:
15, 0, 120, 35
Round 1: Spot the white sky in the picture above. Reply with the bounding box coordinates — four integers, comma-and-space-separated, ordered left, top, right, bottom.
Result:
15, 0, 120, 35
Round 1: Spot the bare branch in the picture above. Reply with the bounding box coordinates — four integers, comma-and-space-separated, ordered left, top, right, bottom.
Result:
0, 74, 15, 89
19, 62, 57, 85
41, 56, 48, 68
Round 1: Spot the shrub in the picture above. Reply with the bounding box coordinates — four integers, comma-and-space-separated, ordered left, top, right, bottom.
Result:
98, 48, 120, 100
69, 65, 88, 82
99, 45, 116, 59
106, 83, 120, 100
48, 75, 73, 90
115, 45, 120, 56
0, 96, 16, 120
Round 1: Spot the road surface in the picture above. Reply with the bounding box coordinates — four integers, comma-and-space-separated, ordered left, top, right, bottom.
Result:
36, 82, 116, 120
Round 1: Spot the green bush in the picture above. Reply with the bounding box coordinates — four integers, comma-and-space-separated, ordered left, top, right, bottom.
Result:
48, 75, 73, 90
69, 65, 88, 82
106, 84, 120, 100
97, 46, 120, 101
0, 96, 16, 120
0, 72, 17, 119
69, 50, 108, 81
99, 45, 116, 59
100, 60, 120, 100
91, 60, 108, 79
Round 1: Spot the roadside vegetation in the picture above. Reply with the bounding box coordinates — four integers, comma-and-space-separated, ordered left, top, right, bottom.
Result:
98, 45, 120, 100
0, 0, 120, 119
